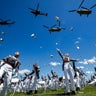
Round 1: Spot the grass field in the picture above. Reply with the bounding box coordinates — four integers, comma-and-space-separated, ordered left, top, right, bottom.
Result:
7, 85, 96, 96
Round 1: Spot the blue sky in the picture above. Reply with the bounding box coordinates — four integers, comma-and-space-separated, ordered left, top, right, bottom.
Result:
0, 0, 96, 79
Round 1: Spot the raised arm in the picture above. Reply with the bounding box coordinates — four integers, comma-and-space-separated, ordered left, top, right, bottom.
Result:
56, 48, 63, 60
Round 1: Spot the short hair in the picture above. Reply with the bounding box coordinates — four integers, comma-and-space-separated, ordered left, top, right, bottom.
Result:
14, 52, 20, 56
64, 53, 69, 57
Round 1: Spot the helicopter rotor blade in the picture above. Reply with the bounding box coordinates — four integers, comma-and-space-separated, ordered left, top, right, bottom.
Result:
28, 8, 34, 11
51, 24, 56, 28
7, 21, 15, 25
90, 4, 96, 9
43, 25, 49, 29
81, 6, 88, 10
78, 0, 85, 9
69, 10, 77, 12
36, 3, 39, 10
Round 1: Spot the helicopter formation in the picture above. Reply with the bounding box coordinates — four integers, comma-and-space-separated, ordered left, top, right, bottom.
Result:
0, 0, 96, 34
69, 0, 96, 16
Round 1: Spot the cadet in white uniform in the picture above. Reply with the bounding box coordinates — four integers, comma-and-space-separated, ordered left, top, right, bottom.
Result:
0, 52, 21, 96
57, 49, 76, 95
26, 64, 40, 94
72, 60, 81, 91
41, 75, 47, 91
51, 70, 58, 90
74, 70, 81, 91
32, 64, 40, 94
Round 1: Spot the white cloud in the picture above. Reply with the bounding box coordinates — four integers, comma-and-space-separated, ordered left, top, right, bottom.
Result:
11, 78, 19, 83
77, 66, 84, 69
79, 57, 96, 64
85, 71, 94, 74
49, 62, 61, 66
19, 69, 30, 75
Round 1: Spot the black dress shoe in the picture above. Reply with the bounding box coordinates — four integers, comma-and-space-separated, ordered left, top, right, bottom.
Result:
26, 91, 30, 94
71, 91, 76, 95
66, 92, 70, 95
29, 90, 32, 93
26, 90, 32, 94
76, 87, 80, 91
34, 90, 38, 94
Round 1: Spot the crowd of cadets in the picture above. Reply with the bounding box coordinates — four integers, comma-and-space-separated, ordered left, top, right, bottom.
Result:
0, 50, 96, 96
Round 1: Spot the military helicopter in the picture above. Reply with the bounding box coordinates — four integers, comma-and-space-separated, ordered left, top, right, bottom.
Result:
43, 21, 65, 34
69, 0, 96, 16
0, 19, 15, 25
28, 3, 48, 17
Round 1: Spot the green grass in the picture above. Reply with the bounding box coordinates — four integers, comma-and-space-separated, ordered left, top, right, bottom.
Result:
7, 85, 96, 96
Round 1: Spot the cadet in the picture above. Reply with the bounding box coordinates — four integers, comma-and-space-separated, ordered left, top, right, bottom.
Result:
57, 48, 76, 95
0, 52, 21, 96
26, 63, 40, 94
32, 64, 40, 94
